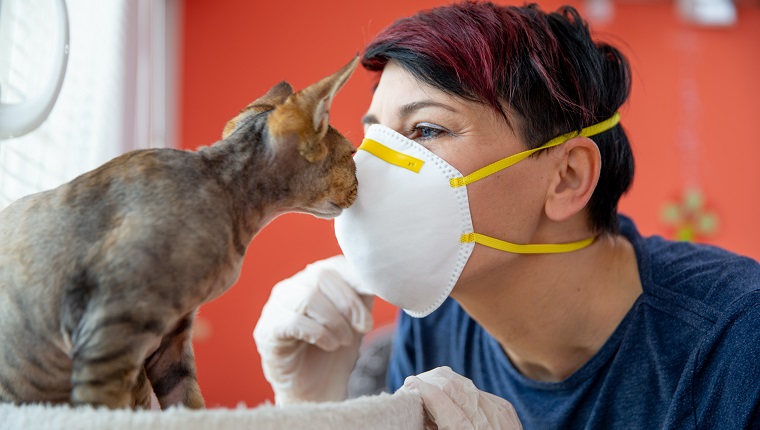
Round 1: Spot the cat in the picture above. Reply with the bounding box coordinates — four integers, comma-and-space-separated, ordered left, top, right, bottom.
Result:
0, 56, 359, 409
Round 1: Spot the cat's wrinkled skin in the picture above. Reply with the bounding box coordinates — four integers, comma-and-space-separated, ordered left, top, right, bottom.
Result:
0, 57, 359, 409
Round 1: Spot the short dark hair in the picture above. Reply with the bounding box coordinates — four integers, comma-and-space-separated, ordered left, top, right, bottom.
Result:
362, 1, 634, 234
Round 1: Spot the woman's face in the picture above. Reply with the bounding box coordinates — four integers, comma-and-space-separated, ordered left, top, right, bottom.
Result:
362, 61, 559, 288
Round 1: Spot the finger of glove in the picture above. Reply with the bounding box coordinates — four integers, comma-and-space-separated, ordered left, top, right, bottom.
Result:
319, 255, 371, 293
479, 391, 524, 430
272, 312, 345, 351
414, 367, 478, 403
403, 376, 475, 430
253, 299, 287, 346
263, 268, 355, 343
413, 367, 488, 426
255, 280, 354, 351
406, 374, 521, 430
269, 257, 373, 332
437, 373, 523, 429
302, 286, 355, 347
266, 273, 313, 313
319, 269, 373, 334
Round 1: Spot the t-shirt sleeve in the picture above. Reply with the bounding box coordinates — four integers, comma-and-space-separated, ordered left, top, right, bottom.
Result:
386, 311, 416, 393
691, 291, 760, 427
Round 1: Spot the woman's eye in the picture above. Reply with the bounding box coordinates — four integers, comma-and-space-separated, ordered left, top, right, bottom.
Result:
411, 123, 447, 141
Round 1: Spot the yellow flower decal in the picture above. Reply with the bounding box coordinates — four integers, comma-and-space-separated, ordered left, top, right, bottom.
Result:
661, 188, 719, 242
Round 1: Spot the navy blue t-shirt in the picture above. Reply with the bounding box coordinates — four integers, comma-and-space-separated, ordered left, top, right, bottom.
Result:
387, 215, 760, 429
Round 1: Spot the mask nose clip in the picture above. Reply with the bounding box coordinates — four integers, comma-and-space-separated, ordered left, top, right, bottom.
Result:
358, 137, 425, 173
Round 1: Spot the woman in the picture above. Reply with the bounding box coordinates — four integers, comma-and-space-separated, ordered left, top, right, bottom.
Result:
254, 2, 760, 428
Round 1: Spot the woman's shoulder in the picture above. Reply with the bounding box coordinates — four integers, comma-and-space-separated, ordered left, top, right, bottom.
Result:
620, 214, 760, 317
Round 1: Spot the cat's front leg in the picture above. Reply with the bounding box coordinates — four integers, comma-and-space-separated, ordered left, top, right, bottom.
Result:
145, 310, 205, 409
131, 366, 154, 409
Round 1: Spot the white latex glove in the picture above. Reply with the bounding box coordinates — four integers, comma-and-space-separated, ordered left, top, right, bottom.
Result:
402, 366, 523, 430
253, 255, 373, 405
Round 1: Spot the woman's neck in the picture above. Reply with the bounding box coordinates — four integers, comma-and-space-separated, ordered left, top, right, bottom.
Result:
451, 233, 642, 382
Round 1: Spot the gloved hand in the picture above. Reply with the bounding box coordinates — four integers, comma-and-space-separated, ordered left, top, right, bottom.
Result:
253, 255, 374, 405
402, 366, 523, 430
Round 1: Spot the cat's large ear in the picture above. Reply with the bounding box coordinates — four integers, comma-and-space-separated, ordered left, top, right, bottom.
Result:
222, 81, 294, 139
267, 55, 359, 162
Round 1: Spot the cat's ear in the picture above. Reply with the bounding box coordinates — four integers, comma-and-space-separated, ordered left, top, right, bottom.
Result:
222, 81, 294, 139
267, 55, 359, 162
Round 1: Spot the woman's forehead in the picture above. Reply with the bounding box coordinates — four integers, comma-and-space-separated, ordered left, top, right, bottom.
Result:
376, 63, 444, 100
367, 62, 474, 119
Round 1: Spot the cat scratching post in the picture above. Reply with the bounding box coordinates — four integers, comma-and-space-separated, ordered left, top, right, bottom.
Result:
0, 390, 425, 430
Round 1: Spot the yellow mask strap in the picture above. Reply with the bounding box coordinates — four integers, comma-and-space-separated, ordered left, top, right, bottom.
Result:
450, 112, 621, 188
461, 233, 596, 254
457, 113, 619, 254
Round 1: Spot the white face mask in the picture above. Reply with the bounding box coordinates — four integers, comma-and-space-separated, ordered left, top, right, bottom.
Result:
334, 114, 620, 318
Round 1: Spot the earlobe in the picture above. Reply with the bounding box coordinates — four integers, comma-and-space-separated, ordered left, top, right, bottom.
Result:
544, 137, 601, 222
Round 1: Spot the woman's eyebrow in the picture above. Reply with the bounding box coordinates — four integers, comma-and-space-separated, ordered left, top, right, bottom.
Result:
398, 100, 459, 118
361, 100, 459, 126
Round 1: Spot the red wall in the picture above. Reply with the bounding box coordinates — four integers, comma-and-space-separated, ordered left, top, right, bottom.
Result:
179, 0, 760, 408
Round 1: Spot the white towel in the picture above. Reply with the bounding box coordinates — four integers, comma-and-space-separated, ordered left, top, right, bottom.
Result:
0, 390, 424, 430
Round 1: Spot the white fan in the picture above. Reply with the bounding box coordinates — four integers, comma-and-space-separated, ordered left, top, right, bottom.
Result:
0, 0, 69, 139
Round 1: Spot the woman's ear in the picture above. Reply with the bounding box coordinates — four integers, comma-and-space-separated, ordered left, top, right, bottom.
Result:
544, 136, 601, 222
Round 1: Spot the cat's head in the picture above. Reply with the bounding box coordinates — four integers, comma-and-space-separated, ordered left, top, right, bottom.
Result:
221, 56, 359, 219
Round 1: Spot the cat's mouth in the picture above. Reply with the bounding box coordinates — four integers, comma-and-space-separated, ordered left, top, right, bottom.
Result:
306, 202, 344, 219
